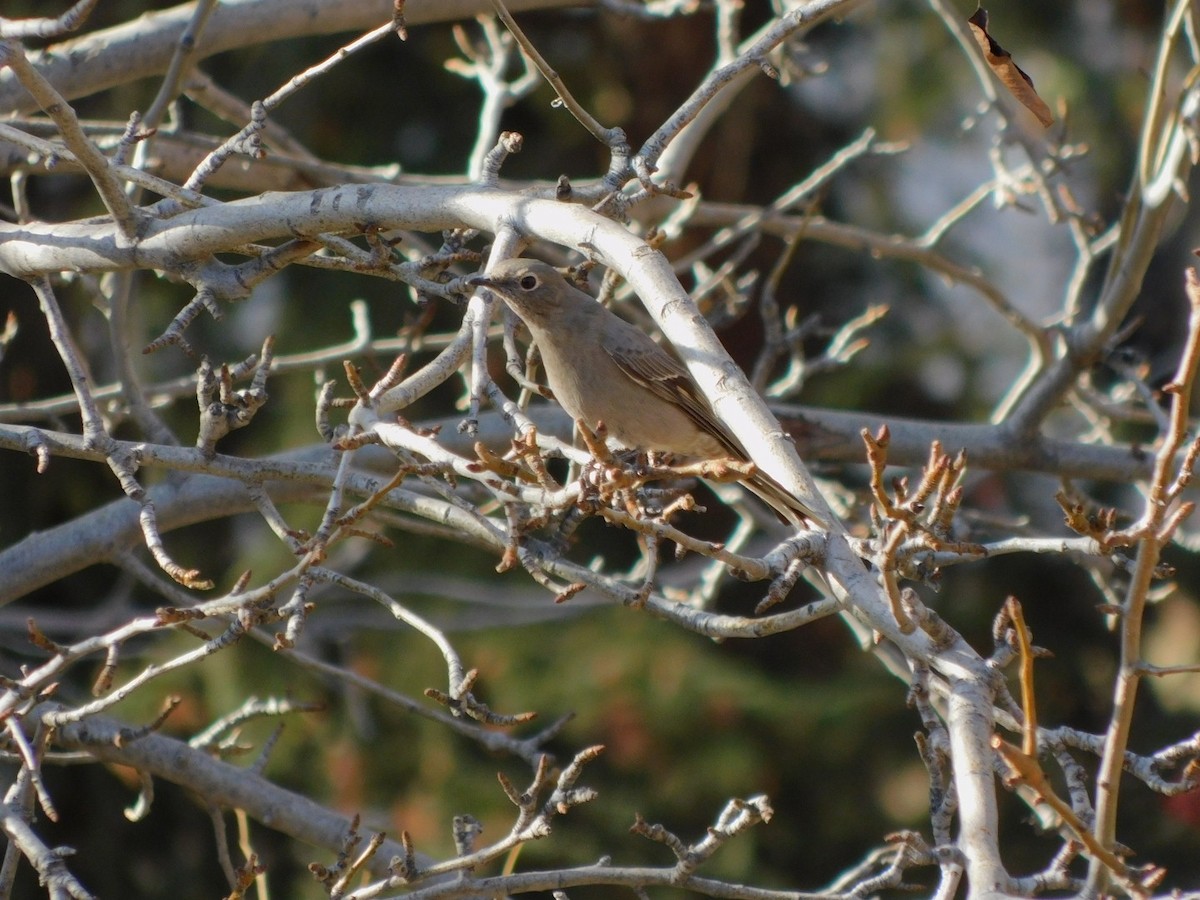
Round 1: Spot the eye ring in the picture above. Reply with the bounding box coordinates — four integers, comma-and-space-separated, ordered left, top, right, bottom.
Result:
518, 274, 539, 290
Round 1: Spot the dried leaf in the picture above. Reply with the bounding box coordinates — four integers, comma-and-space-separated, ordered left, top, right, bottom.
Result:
968, 8, 1054, 128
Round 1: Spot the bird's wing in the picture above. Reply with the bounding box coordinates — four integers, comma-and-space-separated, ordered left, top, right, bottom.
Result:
601, 336, 746, 460
605, 329, 818, 526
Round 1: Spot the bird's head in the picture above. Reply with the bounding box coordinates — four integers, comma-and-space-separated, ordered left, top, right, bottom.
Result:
468, 259, 575, 321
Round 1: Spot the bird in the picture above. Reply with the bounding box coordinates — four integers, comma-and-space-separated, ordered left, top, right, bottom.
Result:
468, 258, 820, 527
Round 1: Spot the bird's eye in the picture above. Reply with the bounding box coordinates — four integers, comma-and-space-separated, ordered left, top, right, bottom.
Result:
519, 274, 538, 290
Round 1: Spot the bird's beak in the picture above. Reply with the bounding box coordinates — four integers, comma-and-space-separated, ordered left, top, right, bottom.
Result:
467, 274, 495, 289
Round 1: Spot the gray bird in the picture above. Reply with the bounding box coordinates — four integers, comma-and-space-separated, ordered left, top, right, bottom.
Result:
469, 258, 818, 527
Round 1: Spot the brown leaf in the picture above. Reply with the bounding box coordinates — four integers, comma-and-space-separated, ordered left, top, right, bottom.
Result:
968, 8, 1054, 128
